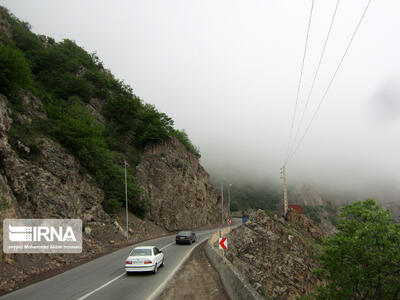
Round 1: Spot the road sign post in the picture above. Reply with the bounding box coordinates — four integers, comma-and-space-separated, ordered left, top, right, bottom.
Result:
219, 237, 227, 250
219, 237, 228, 259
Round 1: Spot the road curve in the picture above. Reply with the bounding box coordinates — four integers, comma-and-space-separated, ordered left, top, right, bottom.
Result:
1, 227, 225, 300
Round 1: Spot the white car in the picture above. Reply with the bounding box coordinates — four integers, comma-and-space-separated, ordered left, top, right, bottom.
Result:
125, 246, 164, 274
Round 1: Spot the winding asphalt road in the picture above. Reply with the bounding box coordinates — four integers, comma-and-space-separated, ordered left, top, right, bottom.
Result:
1, 226, 232, 300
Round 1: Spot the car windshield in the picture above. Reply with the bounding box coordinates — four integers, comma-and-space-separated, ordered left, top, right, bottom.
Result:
130, 249, 151, 256
178, 231, 191, 236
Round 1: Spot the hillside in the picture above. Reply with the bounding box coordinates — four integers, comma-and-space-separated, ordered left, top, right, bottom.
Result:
0, 6, 227, 294
225, 209, 325, 299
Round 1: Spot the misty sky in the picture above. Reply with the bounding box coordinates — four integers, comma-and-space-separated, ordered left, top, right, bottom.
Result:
2, 0, 400, 195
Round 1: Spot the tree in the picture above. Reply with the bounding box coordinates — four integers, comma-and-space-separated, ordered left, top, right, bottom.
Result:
303, 205, 323, 223
311, 199, 400, 299
0, 45, 32, 96
171, 129, 201, 158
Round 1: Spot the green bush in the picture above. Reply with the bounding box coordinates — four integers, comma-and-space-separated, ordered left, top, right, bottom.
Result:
171, 129, 201, 158
303, 205, 322, 223
0, 8, 202, 217
103, 96, 177, 149
135, 104, 174, 145
43, 97, 148, 216
228, 184, 280, 212
8, 121, 42, 158
310, 199, 400, 299
102, 93, 142, 134
0, 45, 32, 96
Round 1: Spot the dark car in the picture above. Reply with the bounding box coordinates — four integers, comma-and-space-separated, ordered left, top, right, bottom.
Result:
175, 231, 196, 244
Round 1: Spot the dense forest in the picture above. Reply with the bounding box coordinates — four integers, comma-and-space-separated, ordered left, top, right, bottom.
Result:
0, 7, 200, 216
228, 183, 281, 213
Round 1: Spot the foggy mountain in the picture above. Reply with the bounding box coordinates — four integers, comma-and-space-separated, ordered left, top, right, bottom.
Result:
3, 0, 400, 207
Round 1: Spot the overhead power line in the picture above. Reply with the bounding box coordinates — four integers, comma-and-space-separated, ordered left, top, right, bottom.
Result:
284, 0, 315, 163
286, 0, 373, 164
289, 0, 341, 160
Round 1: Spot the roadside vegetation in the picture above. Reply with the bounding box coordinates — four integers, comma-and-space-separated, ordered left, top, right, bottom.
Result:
229, 183, 281, 213
0, 8, 200, 215
303, 202, 338, 226
229, 183, 338, 228
304, 199, 400, 300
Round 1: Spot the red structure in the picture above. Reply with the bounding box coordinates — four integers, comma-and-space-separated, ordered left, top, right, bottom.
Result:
288, 204, 303, 214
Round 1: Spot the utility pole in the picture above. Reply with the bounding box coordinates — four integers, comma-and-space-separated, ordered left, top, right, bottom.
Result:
221, 182, 224, 226
228, 184, 232, 218
124, 160, 129, 240
281, 165, 288, 217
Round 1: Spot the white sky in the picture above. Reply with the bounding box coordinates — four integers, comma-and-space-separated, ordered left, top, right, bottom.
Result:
1, 0, 400, 195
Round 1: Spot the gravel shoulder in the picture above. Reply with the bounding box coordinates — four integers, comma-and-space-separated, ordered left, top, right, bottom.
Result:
159, 241, 230, 300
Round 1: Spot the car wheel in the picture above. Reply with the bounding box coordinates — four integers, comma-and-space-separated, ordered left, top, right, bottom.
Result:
160, 257, 164, 267
153, 263, 158, 274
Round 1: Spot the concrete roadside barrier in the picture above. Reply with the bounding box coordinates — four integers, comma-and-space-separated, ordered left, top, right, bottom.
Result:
205, 239, 264, 300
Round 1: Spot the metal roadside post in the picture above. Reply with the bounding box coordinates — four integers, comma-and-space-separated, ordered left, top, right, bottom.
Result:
219, 237, 228, 260
124, 160, 129, 240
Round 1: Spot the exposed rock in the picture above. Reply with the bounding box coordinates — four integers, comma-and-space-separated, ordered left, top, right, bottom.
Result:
83, 213, 95, 222
4, 257, 15, 266
0, 85, 221, 293
16, 141, 30, 154
84, 227, 92, 235
37, 35, 50, 48
0, 6, 224, 290
89, 98, 106, 112
98, 66, 111, 76
114, 220, 125, 234
0, 93, 168, 294
14, 113, 32, 125
136, 138, 228, 231
3, 136, 109, 220
225, 210, 325, 299
86, 103, 105, 124
21, 91, 46, 119
286, 208, 323, 240
0, 94, 12, 135
76, 66, 86, 77
0, 7, 12, 39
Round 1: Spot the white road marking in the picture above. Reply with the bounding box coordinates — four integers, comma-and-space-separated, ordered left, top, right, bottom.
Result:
160, 241, 175, 251
75, 232, 218, 300
75, 240, 179, 300
76, 273, 125, 300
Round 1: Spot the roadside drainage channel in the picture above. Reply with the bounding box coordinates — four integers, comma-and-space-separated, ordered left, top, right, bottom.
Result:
205, 228, 264, 300
147, 231, 214, 300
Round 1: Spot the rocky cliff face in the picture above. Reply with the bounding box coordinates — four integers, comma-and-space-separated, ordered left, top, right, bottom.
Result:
0, 93, 160, 293
225, 209, 325, 299
0, 90, 221, 294
0, 93, 109, 222
136, 138, 227, 231
0, 7, 226, 294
